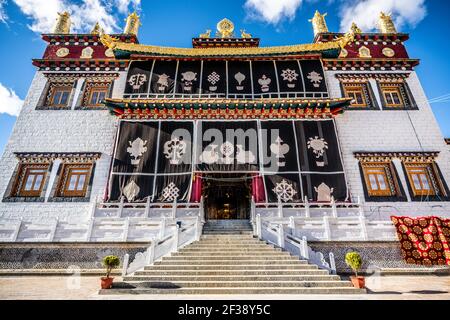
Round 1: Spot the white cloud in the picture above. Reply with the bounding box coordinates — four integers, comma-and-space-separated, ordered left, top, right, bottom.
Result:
0, 83, 24, 117
12, 0, 141, 34
339, 0, 427, 32
0, 0, 7, 23
244, 0, 303, 24
13, 0, 65, 33
114, 0, 141, 14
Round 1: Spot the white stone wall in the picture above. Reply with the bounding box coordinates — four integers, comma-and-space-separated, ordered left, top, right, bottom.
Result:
0, 71, 127, 222
1, 67, 449, 225
327, 70, 450, 219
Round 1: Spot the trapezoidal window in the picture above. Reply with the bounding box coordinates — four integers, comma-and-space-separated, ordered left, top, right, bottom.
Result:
47, 84, 73, 107
82, 82, 111, 107
382, 86, 403, 107
361, 162, 398, 197
343, 84, 367, 107
12, 163, 50, 197
56, 163, 93, 197
340, 81, 377, 109
404, 163, 439, 197
378, 81, 417, 110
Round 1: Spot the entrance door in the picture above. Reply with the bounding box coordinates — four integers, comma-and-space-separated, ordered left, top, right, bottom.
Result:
203, 174, 251, 220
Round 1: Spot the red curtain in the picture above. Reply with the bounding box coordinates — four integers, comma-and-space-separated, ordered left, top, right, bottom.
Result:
190, 174, 202, 203
391, 216, 450, 266
252, 175, 266, 203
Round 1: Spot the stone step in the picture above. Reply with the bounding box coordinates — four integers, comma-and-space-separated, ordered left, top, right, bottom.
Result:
124, 275, 340, 281
204, 220, 251, 224
178, 248, 283, 253
100, 287, 365, 295
165, 255, 296, 260
202, 231, 253, 235
144, 265, 320, 271
200, 235, 254, 238
154, 260, 308, 265
203, 227, 252, 229
112, 280, 354, 288
192, 240, 265, 244
172, 251, 289, 256
136, 269, 328, 275
184, 241, 275, 250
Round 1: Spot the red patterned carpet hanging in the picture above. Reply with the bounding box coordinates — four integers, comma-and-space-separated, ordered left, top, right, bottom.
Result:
391, 216, 450, 266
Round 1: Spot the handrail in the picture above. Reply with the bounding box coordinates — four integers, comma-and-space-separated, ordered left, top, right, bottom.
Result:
122, 216, 202, 276
255, 215, 336, 274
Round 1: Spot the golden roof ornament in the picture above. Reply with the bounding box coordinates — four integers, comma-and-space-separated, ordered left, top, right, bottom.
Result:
199, 29, 211, 38
91, 22, 104, 35
309, 10, 329, 37
52, 11, 71, 34
216, 18, 235, 38
378, 12, 397, 34
124, 12, 141, 36
350, 22, 362, 34
240, 29, 252, 39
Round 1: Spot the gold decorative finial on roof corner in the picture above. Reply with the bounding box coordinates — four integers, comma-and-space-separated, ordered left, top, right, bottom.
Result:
378, 12, 397, 33
199, 29, 211, 38
309, 10, 328, 37
216, 18, 235, 38
53, 11, 71, 34
240, 29, 252, 38
91, 22, 104, 35
350, 22, 362, 34
124, 11, 141, 36
100, 34, 119, 49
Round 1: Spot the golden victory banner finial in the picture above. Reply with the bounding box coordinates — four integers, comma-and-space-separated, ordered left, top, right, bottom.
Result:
378, 12, 397, 34
53, 11, 71, 34
124, 12, 141, 36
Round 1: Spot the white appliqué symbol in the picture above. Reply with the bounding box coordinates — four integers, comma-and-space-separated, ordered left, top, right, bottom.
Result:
236, 145, 256, 164
307, 136, 328, 167
207, 72, 220, 91
281, 69, 299, 88
270, 136, 290, 167
127, 137, 148, 165
157, 73, 170, 92
123, 180, 140, 202
314, 182, 334, 202
273, 179, 297, 202
181, 71, 197, 91
128, 74, 147, 90
234, 72, 246, 91
163, 136, 187, 165
258, 75, 271, 92
307, 71, 323, 88
160, 182, 180, 202
199, 141, 255, 165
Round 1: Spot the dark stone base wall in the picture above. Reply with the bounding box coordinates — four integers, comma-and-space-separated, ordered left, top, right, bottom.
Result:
309, 241, 448, 274
0, 243, 148, 269
1, 242, 448, 273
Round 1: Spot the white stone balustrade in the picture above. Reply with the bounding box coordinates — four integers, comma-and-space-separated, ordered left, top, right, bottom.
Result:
0, 197, 203, 243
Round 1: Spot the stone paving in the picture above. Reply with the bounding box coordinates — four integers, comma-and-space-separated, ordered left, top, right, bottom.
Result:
0, 275, 449, 300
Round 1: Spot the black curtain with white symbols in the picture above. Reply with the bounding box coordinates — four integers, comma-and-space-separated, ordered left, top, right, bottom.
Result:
109, 119, 347, 203
124, 59, 328, 98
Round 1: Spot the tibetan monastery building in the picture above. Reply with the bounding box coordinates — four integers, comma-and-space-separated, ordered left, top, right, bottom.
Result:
0, 11, 449, 277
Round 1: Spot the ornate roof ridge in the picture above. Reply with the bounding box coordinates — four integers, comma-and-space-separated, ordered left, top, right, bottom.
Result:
100, 32, 356, 58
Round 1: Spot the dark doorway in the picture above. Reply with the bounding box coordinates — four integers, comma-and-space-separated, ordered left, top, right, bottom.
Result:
203, 174, 251, 220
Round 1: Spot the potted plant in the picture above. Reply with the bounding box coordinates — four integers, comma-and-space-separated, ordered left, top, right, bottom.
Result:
345, 251, 365, 289
101, 255, 120, 289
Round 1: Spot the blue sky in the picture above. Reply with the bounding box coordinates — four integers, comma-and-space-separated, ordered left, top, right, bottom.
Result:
0, 0, 449, 155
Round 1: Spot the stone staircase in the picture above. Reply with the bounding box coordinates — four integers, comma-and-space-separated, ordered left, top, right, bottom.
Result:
202, 219, 253, 234
100, 220, 365, 295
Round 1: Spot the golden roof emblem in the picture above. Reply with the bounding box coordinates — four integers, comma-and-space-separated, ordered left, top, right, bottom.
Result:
216, 18, 235, 38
